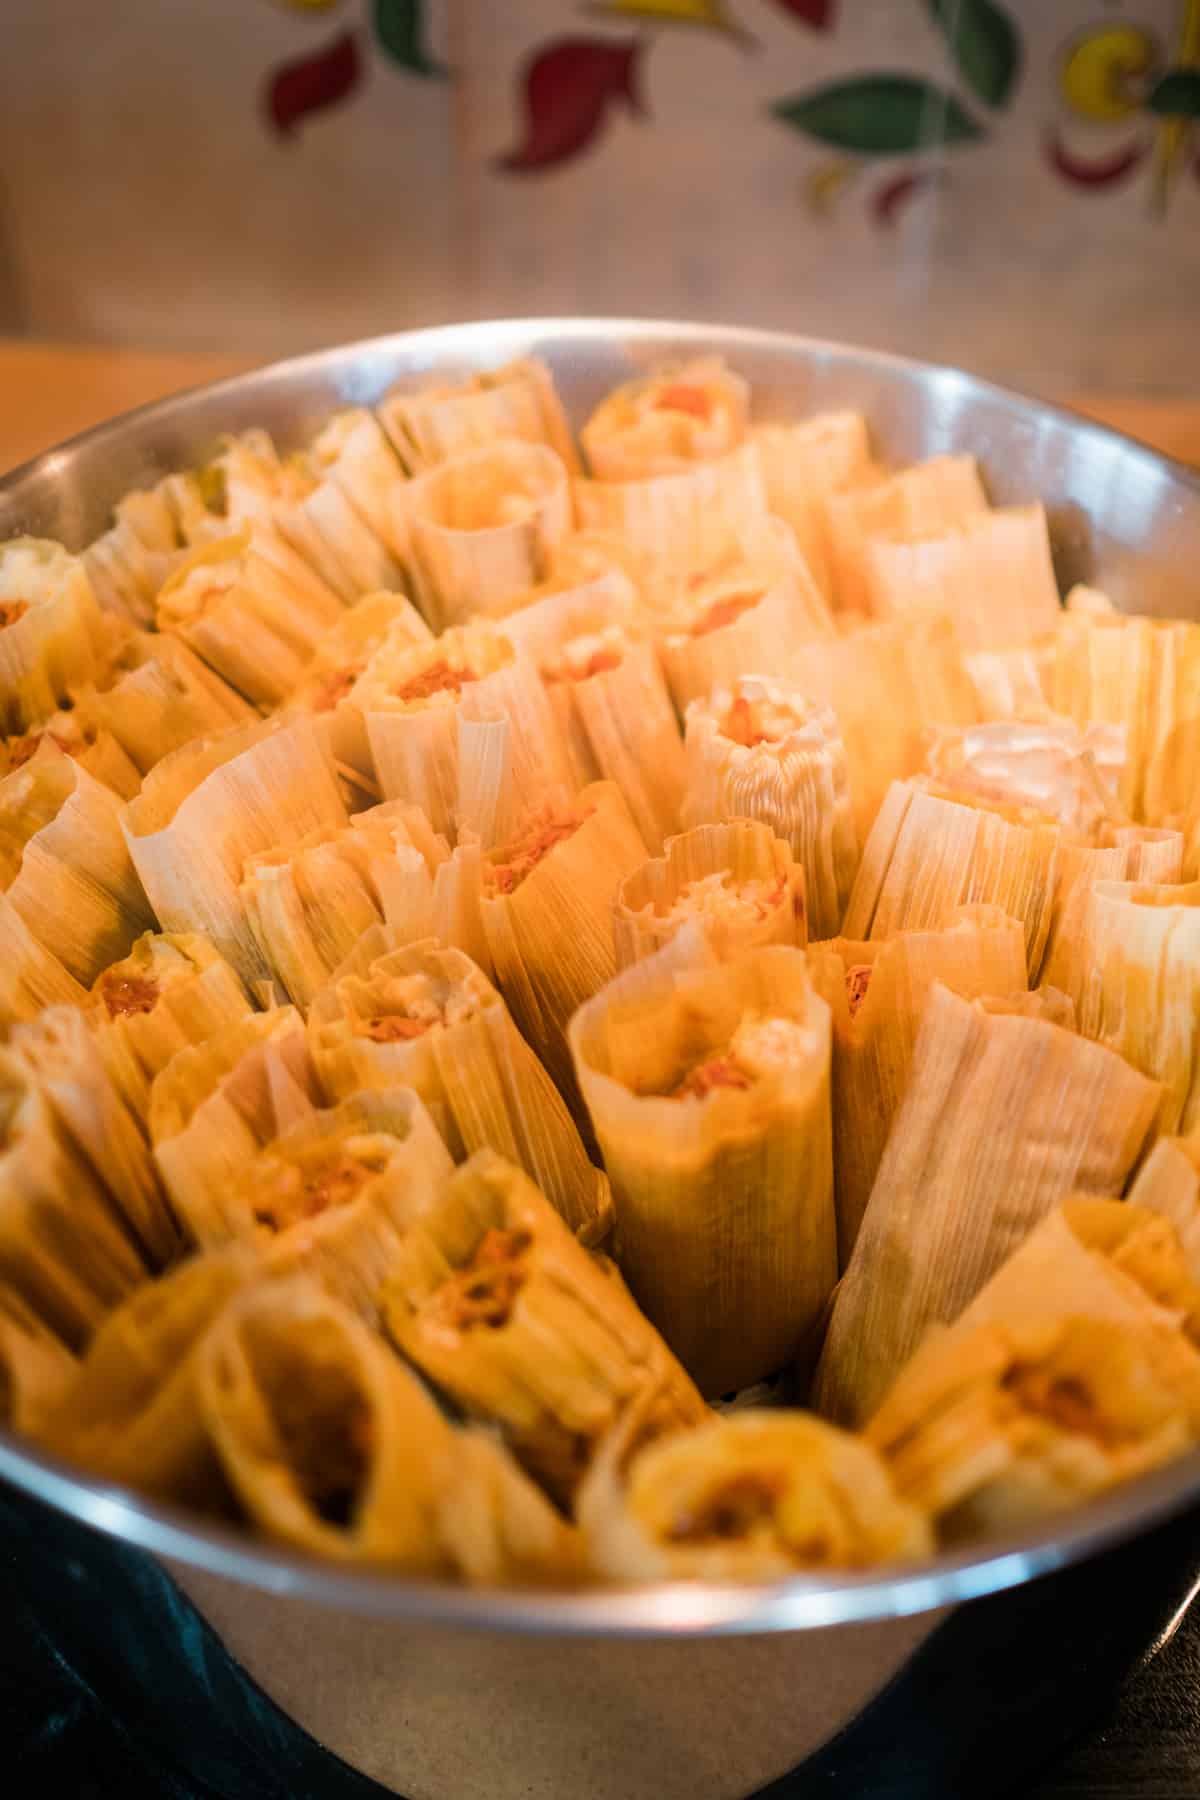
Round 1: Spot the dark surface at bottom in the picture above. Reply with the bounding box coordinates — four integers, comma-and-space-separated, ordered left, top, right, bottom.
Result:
4, 1477, 1199, 1799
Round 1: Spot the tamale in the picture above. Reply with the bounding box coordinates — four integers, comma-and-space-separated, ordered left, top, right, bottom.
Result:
1128, 1134, 1200, 1280
0, 701, 142, 801
81, 627, 256, 776
305, 407, 413, 564
614, 820, 807, 967
283, 590, 431, 786
858, 504, 1061, 651
682, 676, 856, 940
378, 358, 579, 477
751, 410, 874, 600
382, 1150, 703, 1503
0, 1283, 77, 1438
83, 487, 181, 626
570, 936, 835, 1398
573, 443, 770, 575
813, 984, 1163, 1426
308, 939, 611, 1240
581, 358, 749, 481
0, 537, 108, 731
823, 454, 988, 615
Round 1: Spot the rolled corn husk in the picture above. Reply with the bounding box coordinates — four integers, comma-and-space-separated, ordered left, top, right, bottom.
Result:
308, 940, 611, 1241
581, 358, 749, 482
355, 619, 571, 842
378, 358, 579, 477
841, 777, 1061, 977
80, 628, 256, 776
0, 1046, 146, 1348
282, 591, 431, 786
83, 488, 182, 626
924, 718, 1125, 834
654, 523, 835, 715
614, 820, 807, 967
809, 905, 1028, 1265
45, 1246, 258, 1506
751, 411, 875, 600
789, 612, 981, 845
0, 701, 142, 801
305, 407, 413, 563
578, 1401, 931, 1580
1129, 1135, 1200, 1282
90, 930, 255, 1121
478, 781, 648, 1111
824, 454, 988, 615
406, 440, 574, 629
0, 899, 87, 1030
0, 537, 108, 731
966, 640, 1055, 720
156, 530, 343, 708
0, 742, 154, 985
813, 983, 1163, 1426
12, 1004, 180, 1267
496, 542, 639, 664
1068, 878, 1200, 1135
197, 1276, 580, 1581
1038, 824, 1182, 993
573, 443, 770, 575
240, 801, 449, 1011
122, 715, 347, 985
569, 936, 835, 1398
1053, 1196, 1200, 1343
858, 505, 1062, 651
682, 676, 857, 940
382, 1149, 703, 1503
150, 1007, 324, 1247
0, 1283, 78, 1438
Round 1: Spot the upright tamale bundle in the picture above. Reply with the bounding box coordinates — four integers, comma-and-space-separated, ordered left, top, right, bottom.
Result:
581, 358, 749, 481
809, 905, 1028, 1264
308, 938, 611, 1241
1038, 826, 1183, 994
382, 1150, 704, 1504
1128, 1134, 1200, 1279
83, 487, 182, 627
378, 358, 578, 477
304, 406, 413, 565
282, 590, 431, 789
80, 627, 256, 776
0, 1283, 77, 1438
682, 676, 856, 940
122, 716, 347, 985
614, 820, 807, 967
823, 453, 988, 615
573, 444, 771, 575
570, 935, 835, 1398
813, 985, 1163, 1426
0, 537, 109, 731
751, 410, 874, 600
0, 698, 142, 801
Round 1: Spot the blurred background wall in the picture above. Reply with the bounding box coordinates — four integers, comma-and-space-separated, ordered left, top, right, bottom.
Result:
1, 0, 1197, 394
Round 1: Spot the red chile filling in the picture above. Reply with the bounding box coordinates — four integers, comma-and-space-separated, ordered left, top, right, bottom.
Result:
99, 973, 160, 1019
439, 1226, 535, 1330
652, 385, 713, 422
392, 660, 480, 704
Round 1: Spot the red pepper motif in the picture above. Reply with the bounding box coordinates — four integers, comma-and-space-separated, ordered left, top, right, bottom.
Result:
265, 30, 362, 137
872, 167, 944, 226
771, 0, 836, 26
1045, 130, 1148, 187
496, 37, 645, 174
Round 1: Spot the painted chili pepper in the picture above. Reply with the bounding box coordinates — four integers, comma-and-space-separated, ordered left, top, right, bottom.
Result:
265, 30, 362, 137
872, 167, 944, 227
772, 0, 835, 26
1046, 130, 1147, 187
497, 37, 645, 174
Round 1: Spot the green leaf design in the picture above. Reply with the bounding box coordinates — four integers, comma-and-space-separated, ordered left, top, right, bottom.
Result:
372, 0, 446, 78
1146, 69, 1200, 118
771, 76, 984, 154
926, 0, 1021, 109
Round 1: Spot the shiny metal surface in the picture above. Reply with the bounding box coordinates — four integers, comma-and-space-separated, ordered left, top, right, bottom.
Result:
3, 317, 1200, 1637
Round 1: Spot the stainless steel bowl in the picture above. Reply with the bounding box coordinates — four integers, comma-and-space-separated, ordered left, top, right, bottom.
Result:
3, 319, 1200, 1661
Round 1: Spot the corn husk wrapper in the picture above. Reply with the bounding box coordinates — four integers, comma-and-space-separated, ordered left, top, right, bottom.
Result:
82, 488, 181, 626
1130, 1136, 1200, 1283
198, 1276, 580, 1581
842, 778, 1061, 978
579, 1401, 931, 1581
0, 538, 108, 731
0, 1046, 146, 1348
813, 984, 1163, 1426
1038, 825, 1182, 994
1068, 878, 1200, 1135
309, 940, 611, 1241
824, 455, 988, 616
580, 358, 749, 482
382, 1150, 702, 1503
156, 530, 343, 708
0, 743, 154, 985
858, 505, 1061, 652
682, 677, 857, 941
240, 801, 448, 1012
924, 719, 1126, 834
406, 440, 574, 630
0, 701, 142, 801
0, 1282, 78, 1438
12, 1004, 180, 1267
570, 936, 835, 1398
614, 820, 807, 967
655, 525, 835, 715
0, 897, 87, 1030
573, 443, 770, 575
479, 782, 648, 1111
1053, 1196, 1200, 1343
497, 547, 640, 665
356, 619, 571, 843
789, 612, 981, 845
751, 411, 874, 601
810, 905, 1028, 1266
378, 358, 579, 478
306, 407, 412, 562
150, 1007, 324, 1248
228, 1088, 454, 1320
966, 641, 1056, 721
122, 716, 347, 985
282, 591, 431, 786
46, 1246, 258, 1507
90, 931, 254, 1122
81, 628, 256, 777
